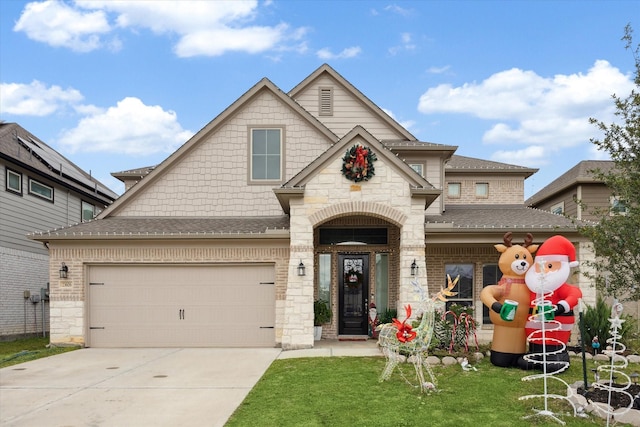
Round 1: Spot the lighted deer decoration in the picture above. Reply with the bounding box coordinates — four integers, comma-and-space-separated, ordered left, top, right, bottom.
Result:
480, 232, 538, 368
378, 275, 458, 393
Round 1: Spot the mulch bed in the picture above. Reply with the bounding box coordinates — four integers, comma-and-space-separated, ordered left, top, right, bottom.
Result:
578, 383, 640, 410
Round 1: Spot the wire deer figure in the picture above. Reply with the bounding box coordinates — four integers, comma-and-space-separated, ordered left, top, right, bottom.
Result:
377, 275, 458, 393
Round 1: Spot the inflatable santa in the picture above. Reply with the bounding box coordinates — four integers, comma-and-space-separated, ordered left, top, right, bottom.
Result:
518, 235, 582, 370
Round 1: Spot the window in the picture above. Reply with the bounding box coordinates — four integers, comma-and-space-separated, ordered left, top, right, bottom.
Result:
375, 253, 389, 314
6, 168, 22, 194
409, 163, 424, 177
28, 178, 53, 202
448, 182, 461, 198
444, 264, 473, 311
251, 128, 282, 181
475, 182, 489, 198
319, 87, 333, 116
610, 196, 629, 215
550, 202, 564, 215
82, 201, 96, 222
482, 264, 503, 324
318, 253, 332, 304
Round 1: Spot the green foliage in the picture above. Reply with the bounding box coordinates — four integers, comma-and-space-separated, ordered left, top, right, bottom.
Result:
432, 303, 478, 353
377, 308, 397, 325
581, 295, 638, 352
579, 24, 640, 302
313, 299, 332, 326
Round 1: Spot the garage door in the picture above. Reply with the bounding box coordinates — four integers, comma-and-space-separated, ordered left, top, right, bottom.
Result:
87, 264, 275, 348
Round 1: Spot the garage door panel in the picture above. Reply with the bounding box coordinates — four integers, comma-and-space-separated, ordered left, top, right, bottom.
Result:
88, 265, 275, 347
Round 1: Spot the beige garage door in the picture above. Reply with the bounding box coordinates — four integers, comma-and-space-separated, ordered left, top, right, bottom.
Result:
88, 264, 275, 348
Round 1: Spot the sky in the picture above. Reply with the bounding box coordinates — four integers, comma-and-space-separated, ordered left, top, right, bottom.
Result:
0, 0, 638, 198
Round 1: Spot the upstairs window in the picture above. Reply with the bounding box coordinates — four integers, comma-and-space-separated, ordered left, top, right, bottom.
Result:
475, 182, 489, 198
610, 196, 629, 215
82, 201, 96, 222
6, 168, 22, 195
550, 202, 564, 215
28, 178, 53, 202
409, 163, 424, 177
250, 128, 282, 182
447, 182, 461, 198
319, 87, 333, 116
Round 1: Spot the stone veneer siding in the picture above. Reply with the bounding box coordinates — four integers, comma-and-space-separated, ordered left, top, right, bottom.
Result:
46, 242, 289, 346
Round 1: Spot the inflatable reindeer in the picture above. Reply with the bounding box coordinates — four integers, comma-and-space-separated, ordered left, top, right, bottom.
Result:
480, 232, 538, 367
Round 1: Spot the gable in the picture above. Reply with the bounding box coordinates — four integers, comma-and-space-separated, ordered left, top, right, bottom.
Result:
290, 64, 415, 142
104, 83, 337, 218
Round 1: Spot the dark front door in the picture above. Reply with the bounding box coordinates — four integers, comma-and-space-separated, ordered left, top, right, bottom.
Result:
338, 254, 369, 335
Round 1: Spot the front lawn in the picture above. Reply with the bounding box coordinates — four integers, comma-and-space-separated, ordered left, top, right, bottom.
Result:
226, 355, 638, 427
0, 336, 78, 368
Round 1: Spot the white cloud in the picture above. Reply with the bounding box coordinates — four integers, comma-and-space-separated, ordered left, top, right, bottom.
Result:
14, 0, 303, 57
389, 32, 416, 55
426, 65, 451, 74
417, 60, 634, 149
316, 46, 361, 60
382, 108, 415, 131
14, 0, 111, 52
0, 80, 83, 116
57, 97, 193, 155
491, 145, 548, 167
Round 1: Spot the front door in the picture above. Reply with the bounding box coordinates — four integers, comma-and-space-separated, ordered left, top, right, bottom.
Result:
338, 254, 369, 335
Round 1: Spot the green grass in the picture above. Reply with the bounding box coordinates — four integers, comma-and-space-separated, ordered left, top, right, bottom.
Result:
226, 356, 639, 427
0, 336, 79, 368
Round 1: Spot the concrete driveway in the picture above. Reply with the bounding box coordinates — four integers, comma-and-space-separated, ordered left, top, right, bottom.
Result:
0, 347, 281, 427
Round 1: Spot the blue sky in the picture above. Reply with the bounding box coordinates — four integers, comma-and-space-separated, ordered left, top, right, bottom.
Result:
1, 0, 638, 197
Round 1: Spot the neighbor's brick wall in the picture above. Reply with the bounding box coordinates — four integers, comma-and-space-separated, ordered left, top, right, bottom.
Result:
47, 243, 289, 346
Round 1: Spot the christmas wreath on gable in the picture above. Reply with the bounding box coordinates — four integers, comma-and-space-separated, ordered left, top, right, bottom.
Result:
341, 144, 377, 182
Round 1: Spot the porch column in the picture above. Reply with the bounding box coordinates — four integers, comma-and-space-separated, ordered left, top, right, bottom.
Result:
397, 203, 429, 319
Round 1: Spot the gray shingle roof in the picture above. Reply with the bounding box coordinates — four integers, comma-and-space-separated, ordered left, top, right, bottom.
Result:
425, 204, 581, 231
29, 216, 291, 240
525, 160, 614, 205
446, 155, 538, 176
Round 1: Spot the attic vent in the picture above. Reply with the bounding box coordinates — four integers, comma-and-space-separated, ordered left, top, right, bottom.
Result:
319, 87, 333, 116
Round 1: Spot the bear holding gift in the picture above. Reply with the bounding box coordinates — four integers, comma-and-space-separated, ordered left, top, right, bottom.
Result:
518, 235, 582, 371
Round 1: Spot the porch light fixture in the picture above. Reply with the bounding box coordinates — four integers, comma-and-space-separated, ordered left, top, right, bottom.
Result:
297, 260, 306, 276
410, 259, 418, 276
59, 262, 68, 279
631, 372, 639, 385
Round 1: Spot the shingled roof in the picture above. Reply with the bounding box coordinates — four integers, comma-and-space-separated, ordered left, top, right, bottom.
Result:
446, 155, 538, 177
425, 204, 581, 232
525, 160, 614, 206
29, 216, 290, 241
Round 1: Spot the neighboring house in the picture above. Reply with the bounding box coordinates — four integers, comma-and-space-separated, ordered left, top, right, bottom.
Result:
1, 122, 117, 340
29, 64, 595, 349
526, 160, 639, 327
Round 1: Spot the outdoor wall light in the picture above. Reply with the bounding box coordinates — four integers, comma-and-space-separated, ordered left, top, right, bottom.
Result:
59, 262, 68, 279
410, 259, 418, 276
297, 260, 306, 276
631, 372, 639, 385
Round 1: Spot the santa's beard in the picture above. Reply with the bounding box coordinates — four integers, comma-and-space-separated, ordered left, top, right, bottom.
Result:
525, 262, 570, 294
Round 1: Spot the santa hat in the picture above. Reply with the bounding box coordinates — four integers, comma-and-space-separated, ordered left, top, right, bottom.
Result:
536, 235, 579, 268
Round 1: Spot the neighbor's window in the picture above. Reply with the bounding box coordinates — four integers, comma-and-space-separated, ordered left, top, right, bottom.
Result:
448, 182, 461, 198
550, 202, 564, 215
6, 168, 22, 194
610, 196, 629, 216
318, 253, 332, 304
482, 264, 502, 325
475, 182, 489, 198
251, 128, 282, 181
444, 263, 473, 311
409, 163, 424, 177
82, 201, 96, 222
28, 178, 53, 202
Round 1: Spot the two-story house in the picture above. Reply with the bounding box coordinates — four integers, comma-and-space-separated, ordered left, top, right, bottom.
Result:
28, 64, 595, 349
526, 160, 639, 327
1, 122, 117, 339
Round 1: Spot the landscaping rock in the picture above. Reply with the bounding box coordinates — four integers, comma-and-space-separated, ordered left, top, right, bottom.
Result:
594, 354, 610, 362
441, 356, 457, 366
426, 355, 441, 365
627, 354, 640, 363
473, 352, 484, 361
